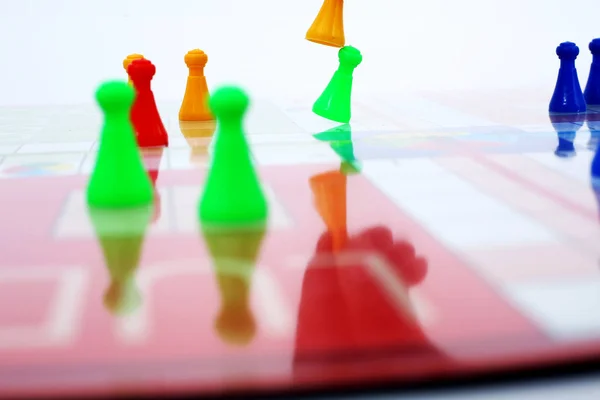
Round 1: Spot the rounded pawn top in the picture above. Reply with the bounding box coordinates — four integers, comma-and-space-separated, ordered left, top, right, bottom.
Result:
95, 80, 135, 113
123, 53, 144, 71
127, 58, 156, 82
209, 85, 250, 120
556, 41, 580, 60
590, 38, 600, 55
339, 45, 363, 68
185, 49, 208, 67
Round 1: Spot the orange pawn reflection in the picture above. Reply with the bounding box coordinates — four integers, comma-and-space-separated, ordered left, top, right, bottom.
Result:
179, 120, 216, 166
123, 53, 144, 85
305, 0, 345, 48
179, 49, 213, 121
309, 168, 348, 252
202, 226, 266, 347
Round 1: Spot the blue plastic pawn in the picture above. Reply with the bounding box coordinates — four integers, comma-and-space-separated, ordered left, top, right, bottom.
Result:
549, 42, 587, 114
584, 39, 600, 106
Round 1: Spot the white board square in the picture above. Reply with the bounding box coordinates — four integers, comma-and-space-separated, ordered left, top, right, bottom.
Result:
18, 141, 94, 154
505, 279, 600, 340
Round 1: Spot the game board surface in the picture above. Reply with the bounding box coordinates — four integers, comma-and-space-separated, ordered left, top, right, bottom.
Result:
1, 90, 600, 398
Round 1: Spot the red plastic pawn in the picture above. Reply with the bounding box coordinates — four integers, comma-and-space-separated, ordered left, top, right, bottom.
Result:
128, 59, 169, 148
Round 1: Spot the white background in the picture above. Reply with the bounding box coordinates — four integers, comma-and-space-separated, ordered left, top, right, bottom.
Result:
0, 0, 598, 106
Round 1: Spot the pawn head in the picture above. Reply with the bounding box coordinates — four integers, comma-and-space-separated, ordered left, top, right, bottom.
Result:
590, 39, 600, 56
123, 53, 144, 71
209, 85, 250, 120
339, 46, 363, 68
95, 80, 135, 113
215, 306, 256, 346
185, 49, 208, 67
128, 58, 156, 82
556, 42, 580, 60
103, 282, 141, 315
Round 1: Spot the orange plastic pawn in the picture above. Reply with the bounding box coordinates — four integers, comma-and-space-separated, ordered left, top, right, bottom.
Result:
309, 169, 348, 252
123, 53, 145, 85
179, 49, 213, 121
305, 0, 345, 48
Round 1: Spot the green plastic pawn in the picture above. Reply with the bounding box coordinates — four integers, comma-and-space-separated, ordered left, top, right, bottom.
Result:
313, 46, 363, 124
199, 86, 268, 227
87, 81, 154, 208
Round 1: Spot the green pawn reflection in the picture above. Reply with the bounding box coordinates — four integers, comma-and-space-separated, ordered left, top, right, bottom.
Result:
313, 46, 363, 124
202, 225, 266, 346
87, 81, 153, 208
313, 123, 361, 173
88, 205, 152, 315
198, 86, 268, 227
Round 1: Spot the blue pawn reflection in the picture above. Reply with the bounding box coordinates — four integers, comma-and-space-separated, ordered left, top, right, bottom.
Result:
587, 108, 600, 151
589, 109, 600, 181
549, 113, 585, 158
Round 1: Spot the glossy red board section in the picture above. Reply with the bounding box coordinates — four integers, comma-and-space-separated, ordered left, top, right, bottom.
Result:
0, 164, 588, 398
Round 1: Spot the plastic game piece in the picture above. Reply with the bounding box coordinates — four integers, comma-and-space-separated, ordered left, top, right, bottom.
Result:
309, 170, 348, 252
585, 39, 600, 106
128, 58, 169, 148
198, 86, 268, 227
313, 46, 362, 123
305, 0, 345, 48
87, 205, 152, 315
549, 42, 587, 114
179, 49, 213, 121
202, 226, 265, 346
549, 112, 585, 158
123, 53, 144, 85
87, 81, 154, 208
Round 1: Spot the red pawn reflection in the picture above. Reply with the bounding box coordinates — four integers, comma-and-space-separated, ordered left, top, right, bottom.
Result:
140, 147, 163, 224
317, 226, 428, 287
294, 225, 439, 367
128, 58, 169, 148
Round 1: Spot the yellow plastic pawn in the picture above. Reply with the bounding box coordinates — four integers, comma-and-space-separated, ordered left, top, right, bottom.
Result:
123, 53, 145, 85
305, 0, 345, 48
179, 49, 213, 121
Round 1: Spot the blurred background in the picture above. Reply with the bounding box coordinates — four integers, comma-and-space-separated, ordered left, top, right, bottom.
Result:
0, 0, 598, 106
